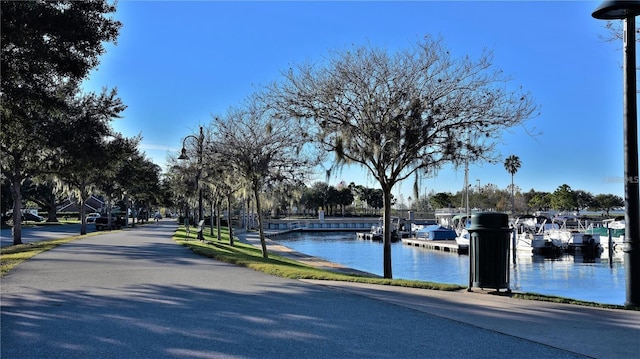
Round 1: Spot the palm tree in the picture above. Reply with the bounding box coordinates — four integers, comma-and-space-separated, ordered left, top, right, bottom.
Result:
504, 155, 521, 213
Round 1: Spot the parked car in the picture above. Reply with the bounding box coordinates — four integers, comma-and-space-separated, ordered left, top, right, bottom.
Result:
86, 213, 101, 224
95, 215, 126, 230
23, 212, 44, 222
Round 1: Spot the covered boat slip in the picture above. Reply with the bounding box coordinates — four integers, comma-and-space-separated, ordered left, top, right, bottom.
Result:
402, 224, 468, 254
413, 225, 457, 241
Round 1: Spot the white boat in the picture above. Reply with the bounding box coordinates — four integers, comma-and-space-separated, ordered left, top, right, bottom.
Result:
357, 225, 383, 241
585, 218, 625, 250
453, 162, 473, 250
357, 217, 406, 242
513, 215, 564, 255
545, 216, 602, 254
455, 228, 470, 249
448, 213, 470, 249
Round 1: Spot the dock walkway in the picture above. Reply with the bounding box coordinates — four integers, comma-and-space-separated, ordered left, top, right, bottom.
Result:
401, 238, 469, 254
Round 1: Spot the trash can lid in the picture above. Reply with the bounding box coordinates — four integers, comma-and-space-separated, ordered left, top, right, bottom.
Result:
469, 212, 509, 230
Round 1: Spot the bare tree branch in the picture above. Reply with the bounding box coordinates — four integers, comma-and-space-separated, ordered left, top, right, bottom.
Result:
268, 35, 539, 278
210, 93, 320, 258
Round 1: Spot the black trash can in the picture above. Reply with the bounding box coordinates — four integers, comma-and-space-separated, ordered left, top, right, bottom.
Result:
468, 212, 511, 292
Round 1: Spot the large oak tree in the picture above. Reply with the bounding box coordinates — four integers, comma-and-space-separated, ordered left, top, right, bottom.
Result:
269, 36, 538, 278
1, 0, 121, 244
51, 88, 126, 234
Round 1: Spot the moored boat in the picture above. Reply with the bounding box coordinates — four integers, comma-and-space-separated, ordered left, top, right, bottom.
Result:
455, 228, 470, 249
356, 225, 384, 241
585, 217, 625, 251
545, 216, 602, 255
414, 225, 458, 241
357, 217, 406, 242
513, 215, 564, 255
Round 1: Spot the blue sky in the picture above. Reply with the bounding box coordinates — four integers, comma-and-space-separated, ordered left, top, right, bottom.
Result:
81, 0, 634, 200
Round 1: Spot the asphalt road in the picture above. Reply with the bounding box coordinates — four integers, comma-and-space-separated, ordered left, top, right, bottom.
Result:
0, 222, 97, 248
1, 220, 587, 358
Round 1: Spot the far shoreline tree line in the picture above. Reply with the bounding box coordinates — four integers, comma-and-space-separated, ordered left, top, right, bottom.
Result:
265, 180, 625, 219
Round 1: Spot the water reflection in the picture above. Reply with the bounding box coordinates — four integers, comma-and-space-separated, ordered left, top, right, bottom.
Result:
276, 231, 626, 305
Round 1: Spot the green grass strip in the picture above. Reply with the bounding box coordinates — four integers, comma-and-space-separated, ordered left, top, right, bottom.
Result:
174, 226, 467, 291
512, 292, 635, 310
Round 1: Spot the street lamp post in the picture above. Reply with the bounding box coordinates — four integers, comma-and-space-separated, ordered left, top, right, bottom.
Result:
179, 126, 205, 241
593, 0, 640, 307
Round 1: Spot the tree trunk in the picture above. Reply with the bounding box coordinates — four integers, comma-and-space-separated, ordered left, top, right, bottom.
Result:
210, 199, 214, 237
46, 212, 58, 222
106, 199, 113, 228
45, 195, 59, 222
245, 196, 251, 230
127, 197, 138, 228
216, 199, 222, 241
11, 177, 23, 245
382, 185, 393, 279
227, 194, 234, 246
253, 185, 268, 258
79, 196, 87, 235
124, 195, 129, 228
511, 174, 515, 214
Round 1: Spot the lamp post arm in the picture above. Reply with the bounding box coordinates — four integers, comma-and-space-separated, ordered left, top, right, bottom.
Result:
178, 126, 205, 240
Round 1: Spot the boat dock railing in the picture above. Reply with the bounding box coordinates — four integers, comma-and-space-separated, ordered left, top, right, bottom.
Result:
266, 218, 381, 231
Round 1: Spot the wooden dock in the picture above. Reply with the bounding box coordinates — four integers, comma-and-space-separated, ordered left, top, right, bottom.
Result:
401, 238, 469, 254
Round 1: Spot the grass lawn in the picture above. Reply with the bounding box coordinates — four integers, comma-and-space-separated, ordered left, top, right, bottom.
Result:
173, 227, 465, 291
1, 224, 462, 294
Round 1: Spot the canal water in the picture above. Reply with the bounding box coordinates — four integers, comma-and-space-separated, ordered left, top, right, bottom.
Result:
276, 231, 627, 305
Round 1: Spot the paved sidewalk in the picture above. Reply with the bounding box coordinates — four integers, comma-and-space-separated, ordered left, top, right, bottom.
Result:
239, 230, 640, 359
1, 223, 638, 358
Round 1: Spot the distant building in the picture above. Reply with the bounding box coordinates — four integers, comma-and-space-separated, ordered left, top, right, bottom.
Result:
57, 195, 105, 213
